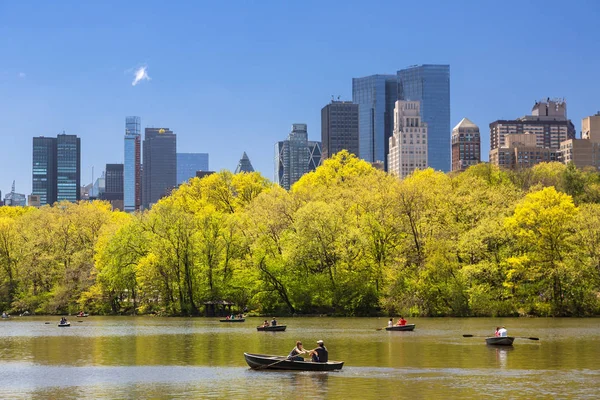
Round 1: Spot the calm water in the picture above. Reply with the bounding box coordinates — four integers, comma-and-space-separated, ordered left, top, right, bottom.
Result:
0, 317, 599, 399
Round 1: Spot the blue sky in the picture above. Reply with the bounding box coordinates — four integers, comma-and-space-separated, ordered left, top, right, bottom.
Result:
1, 0, 599, 196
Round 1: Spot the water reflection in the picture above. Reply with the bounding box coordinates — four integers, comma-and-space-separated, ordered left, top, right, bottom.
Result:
489, 346, 514, 368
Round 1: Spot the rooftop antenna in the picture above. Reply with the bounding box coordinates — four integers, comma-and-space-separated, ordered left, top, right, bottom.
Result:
11, 180, 15, 194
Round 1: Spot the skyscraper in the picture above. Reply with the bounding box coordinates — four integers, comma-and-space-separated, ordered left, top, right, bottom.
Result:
388, 100, 428, 178
177, 153, 209, 183
352, 75, 398, 168
142, 127, 176, 209
234, 152, 254, 173
275, 124, 321, 190
103, 163, 124, 210
56, 134, 81, 202
451, 118, 481, 171
321, 100, 359, 160
124, 116, 141, 212
398, 65, 451, 172
32, 136, 57, 206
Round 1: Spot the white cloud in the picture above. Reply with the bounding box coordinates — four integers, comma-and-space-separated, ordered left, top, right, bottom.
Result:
18, 72, 26, 78
132, 66, 150, 86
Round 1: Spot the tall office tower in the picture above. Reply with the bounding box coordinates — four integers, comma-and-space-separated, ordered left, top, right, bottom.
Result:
275, 124, 321, 190
398, 65, 451, 172
321, 100, 359, 160
352, 75, 398, 168
490, 99, 576, 151
56, 134, 81, 202
388, 100, 428, 178
234, 152, 254, 173
451, 118, 481, 171
103, 163, 124, 210
32, 136, 57, 205
177, 153, 209, 183
124, 116, 141, 212
142, 128, 176, 209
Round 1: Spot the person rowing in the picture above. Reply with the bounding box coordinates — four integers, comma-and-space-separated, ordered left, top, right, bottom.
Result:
287, 341, 307, 361
309, 340, 329, 363
387, 318, 394, 327
59, 317, 68, 325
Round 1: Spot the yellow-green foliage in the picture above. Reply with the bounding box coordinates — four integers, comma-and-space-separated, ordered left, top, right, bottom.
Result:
1, 156, 600, 316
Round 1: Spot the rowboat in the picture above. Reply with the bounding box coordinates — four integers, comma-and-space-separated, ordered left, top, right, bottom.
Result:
58, 323, 71, 327
257, 325, 286, 332
244, 353, 343, 371
385, 324, 415, 331
485, 336, 514, 346
220, 318, 245, 322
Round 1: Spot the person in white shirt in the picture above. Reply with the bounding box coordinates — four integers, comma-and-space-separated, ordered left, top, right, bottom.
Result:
387, 318, 393, 327
498, 326, 508, 337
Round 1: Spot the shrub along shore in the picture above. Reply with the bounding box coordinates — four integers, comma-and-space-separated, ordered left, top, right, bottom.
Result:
1, 151, 600, 317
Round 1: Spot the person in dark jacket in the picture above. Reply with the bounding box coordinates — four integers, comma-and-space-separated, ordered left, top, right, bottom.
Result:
310, 340, 328, 363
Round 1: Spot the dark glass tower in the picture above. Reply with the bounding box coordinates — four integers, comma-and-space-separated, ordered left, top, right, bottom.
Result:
398, 65, 451, 172
104, 164, 124, 200
321, 100, 359, 160
352, 75, 398, 169
56, 134, 81, 202
32, 137, 57, 206
142, 128, 176, 209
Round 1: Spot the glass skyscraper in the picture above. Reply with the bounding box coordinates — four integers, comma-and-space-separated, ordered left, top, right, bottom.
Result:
124, 116, 141, 212
275, 124, 321, 190
352, 75, 398, 169
398, 65, 451, 172
56, 134, 80, 202
32, 137, 57, 206
142, 128, 176, 209
177, 153, 209, 183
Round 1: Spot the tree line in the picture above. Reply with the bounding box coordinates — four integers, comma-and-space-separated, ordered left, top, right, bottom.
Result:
1, 151, 600, 317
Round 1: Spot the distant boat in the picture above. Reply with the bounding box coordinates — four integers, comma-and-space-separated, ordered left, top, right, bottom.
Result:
257, 325, 286, 331
58, 322, 71, 327
77, 314, 89, 317
385, 324, 416, 331
244, 353, 343, 371
486, 336, 514, 346
220, 318, 245, 323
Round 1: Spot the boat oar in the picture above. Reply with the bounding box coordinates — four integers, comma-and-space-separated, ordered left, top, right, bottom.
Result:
254, 352, 309, 370
463, 334, 540, 341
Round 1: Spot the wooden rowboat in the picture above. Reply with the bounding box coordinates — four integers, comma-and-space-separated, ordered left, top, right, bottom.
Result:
244, 353, 343, 371
257, 325, 286, 331
385, 324, 415, 331
58, 323, 71, 327
485, 336, 514, 346
220, 318, 245, 322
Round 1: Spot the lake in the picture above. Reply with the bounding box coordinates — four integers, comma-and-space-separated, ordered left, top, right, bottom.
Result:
0, 316, 599, 399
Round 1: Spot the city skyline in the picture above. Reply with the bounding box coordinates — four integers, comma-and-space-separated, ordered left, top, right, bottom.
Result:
1, 1, 599, 195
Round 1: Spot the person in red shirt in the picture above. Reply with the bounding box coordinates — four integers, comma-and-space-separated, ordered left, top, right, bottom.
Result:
494, 327, 500, 337
397, 316, 407, 326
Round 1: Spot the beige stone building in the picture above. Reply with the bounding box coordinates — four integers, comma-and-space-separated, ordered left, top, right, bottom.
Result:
560, 113, 600, 169
489, 133, 559, 169
388, 100, 428, 178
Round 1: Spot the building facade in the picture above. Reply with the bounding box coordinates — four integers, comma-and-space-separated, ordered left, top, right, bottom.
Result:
32, 136, 57, 206
489, 133, 559, 169
397, 65, 451, 172
3, 181, 26, 206
451, 118, 481, 171
103, 163, 124, 210
124, 116, 142, 212
142, 128, 177, 209
275, 124, 321, 190
560, 113, 600, 169
490, 99, 576, 151
352, 75, 397, 168
177, 153, 209, 183
234, 152, 254, 173
388, 101, 428, 178
56, 134, 81, 202
321, 100, 359, 160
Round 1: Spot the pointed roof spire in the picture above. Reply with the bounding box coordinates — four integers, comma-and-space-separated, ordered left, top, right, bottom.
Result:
235, 152, 255, 173
453, 117, 478, 131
